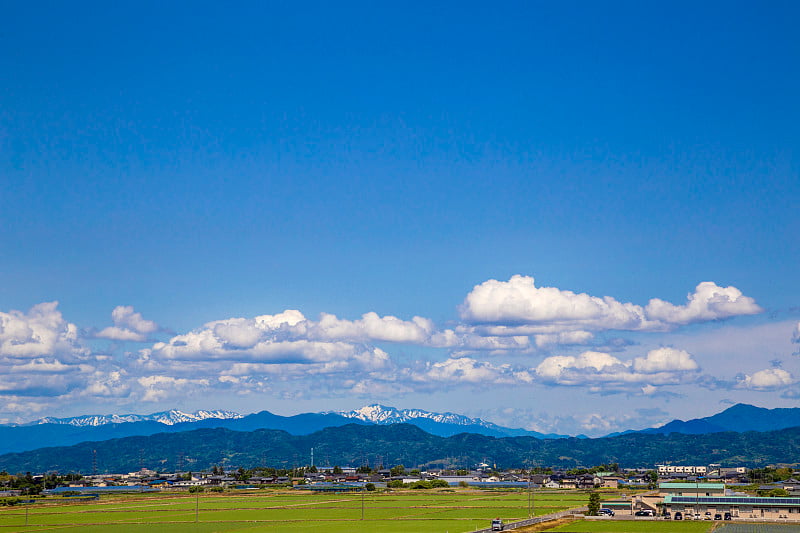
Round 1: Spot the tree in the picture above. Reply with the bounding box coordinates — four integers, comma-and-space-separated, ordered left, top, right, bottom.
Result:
587, 492, 600, 516
333, 466, 343, 474
365, 483, 376, 491
390, 465, 406, 476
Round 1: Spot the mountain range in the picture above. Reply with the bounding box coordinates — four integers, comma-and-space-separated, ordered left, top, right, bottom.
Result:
4, 403, 800, 460
604, 404, 800, 437
30, 409, 242, 427
0, 404, 561, 456
3, 422, 800, 473
331, 404, 567, 438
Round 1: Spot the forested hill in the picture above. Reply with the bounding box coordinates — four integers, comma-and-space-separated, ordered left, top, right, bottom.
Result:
2, 423, 800, 474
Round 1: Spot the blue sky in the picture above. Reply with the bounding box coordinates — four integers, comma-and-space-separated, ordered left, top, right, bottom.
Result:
1, 1, 798, 435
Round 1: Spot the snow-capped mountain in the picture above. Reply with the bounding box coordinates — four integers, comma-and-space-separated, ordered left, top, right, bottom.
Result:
30, 409, 242, 427
329, 404, 569, 439
335, 404, 496, 428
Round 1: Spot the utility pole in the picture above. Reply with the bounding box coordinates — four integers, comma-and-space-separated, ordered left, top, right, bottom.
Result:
528, 471, 532, 518
361, 488, 365, 520
195, 493, 199, 523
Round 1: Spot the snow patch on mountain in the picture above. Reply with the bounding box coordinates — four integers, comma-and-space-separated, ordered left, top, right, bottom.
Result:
31, 409, 242, 427
333, 404, 496, 428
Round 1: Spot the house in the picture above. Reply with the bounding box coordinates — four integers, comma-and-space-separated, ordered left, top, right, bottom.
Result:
558, 478, 577, 489
600, 476, 623, 489
530, 474, 551, 485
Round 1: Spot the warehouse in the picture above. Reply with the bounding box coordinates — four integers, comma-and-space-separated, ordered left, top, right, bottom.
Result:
664, 495, 800, 520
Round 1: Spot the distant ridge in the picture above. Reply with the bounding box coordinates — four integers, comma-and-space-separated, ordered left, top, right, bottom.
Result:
7, 403, 799, 458
1, 405, 564, 457
626, 403, 800, 436
4, 422, 800, 473
30, 409, 242, 427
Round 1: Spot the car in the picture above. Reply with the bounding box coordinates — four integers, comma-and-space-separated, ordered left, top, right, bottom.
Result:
714, 514, 722, 520
598, 508, 614, 516
491, 518, 504, 531
634, 510, 653, 517
695, 513, 701, 520
674, 512, 683, 520
705, 512, 713, 520
724, 512, 732, 520
663, 512, 671, 519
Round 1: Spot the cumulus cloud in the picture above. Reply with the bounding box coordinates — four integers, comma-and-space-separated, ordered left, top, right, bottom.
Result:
644, 282, 762, 325
95, 306, 160, 342
410, 357, 534, 386
460, 276, 761, 333
534, 330, 594, 348
736, 368, 795, 390
0, 302, 103, 403
116, 309, 414, 403
137, 375, 210, 402
631, 347, 698, 373
534, 347, 701, 390
309, 312, 434, 344
0, 302, 86, 360
461, 275, 652, 331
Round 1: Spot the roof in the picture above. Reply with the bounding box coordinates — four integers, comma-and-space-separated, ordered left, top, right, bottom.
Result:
665, 495, 800, 507
660, 483, 724, 489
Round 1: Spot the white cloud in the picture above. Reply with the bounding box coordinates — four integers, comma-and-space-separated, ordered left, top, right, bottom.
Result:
112, 306, 159, 334
309, 312, 434, 344
736, 368, 795, 390
0, 302, 105, 403
534, 330, 594, 348
459, 276, 761, 333
793, 321, 800, 343
411, 357, 534, 385
644, 282, 762, 325
429, 328, 532, 352
0, 302, 87, 360
631, 347, 698, 373
535, 348, 701, 389
137, 375, 210, 402
94, 326, 148, 342
95, 306, 160, 342
461, 275, 653, 331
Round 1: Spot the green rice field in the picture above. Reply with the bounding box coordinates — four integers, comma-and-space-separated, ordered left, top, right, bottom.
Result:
0, 488, 591, 532
544, 520, 714, 532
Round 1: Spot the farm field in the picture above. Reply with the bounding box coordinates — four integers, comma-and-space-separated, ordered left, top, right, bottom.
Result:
0, 488, 592, 532
544, 521, 714, 532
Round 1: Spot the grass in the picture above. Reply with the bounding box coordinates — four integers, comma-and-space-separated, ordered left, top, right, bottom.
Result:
544, 520, 715, 532
0, 488, 593, 532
